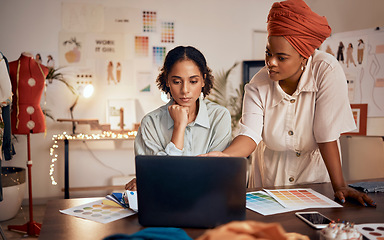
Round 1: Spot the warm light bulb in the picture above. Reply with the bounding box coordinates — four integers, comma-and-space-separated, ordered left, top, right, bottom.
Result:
82, 84, 94, 98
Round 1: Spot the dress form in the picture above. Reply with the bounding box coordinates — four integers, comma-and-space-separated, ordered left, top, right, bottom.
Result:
9, 52, 48, 134
7, 52, 48, 237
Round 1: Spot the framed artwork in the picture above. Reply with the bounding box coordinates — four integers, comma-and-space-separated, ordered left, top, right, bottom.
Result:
343, 104, 368, 136
242, 60, 265, 85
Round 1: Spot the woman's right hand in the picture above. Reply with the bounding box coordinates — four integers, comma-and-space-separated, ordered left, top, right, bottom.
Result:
125, 178, 137, 191
168, 104, 189, 128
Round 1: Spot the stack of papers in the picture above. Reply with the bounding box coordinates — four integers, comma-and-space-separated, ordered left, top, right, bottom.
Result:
246, 188, 342, 216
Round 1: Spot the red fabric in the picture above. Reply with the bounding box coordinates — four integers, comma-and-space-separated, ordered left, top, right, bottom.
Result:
267, 0, 331, 58
9, 54, 48, 134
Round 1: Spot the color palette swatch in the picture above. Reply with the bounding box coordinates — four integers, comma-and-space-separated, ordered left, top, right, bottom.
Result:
246, 188, 342, 216
161, 21, 174, 43
135, 36, 149, 57
60, 199, 136, 224
246, 191, 302, 216
143, 11, 156, 32
355, 224, 384, 240
153, 46, 166, 66
264, 188, 342, 209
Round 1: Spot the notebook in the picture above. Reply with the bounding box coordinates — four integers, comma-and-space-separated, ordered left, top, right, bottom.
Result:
135, 155, 247, 228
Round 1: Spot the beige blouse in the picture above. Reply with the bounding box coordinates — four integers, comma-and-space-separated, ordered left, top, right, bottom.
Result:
238, 50, 356, 187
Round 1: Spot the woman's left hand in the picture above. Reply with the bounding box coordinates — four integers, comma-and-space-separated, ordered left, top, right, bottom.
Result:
334, 186, 376, 207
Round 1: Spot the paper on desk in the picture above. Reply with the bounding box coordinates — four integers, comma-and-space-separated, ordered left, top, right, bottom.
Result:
246, 188, 342, 216
264, 188, 342, 209
246, 191, 305, 215
60, 199, 136, 224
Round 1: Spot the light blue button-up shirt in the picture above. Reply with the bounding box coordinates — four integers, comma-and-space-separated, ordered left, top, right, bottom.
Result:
134, 96, 232, 156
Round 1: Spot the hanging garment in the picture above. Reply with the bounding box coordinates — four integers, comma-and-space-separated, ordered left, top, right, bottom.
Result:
1, 52, 15, 160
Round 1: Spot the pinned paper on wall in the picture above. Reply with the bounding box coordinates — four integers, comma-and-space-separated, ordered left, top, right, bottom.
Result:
153, 46, 166, 66
104, 7, 141, 33
135, 36, 149, 57
90, 33, 124, 59
137, 71, 152, 93
143, 11, 157, 33
161, 21, 174, 43
59, 32, 86, 66
321, 28, 384, 117
61, 3, 104, 32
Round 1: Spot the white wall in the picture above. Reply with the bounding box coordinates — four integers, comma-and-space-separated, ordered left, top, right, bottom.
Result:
307, 0, 384, 34
0, 0, 275, 201
308, 0, 384, 136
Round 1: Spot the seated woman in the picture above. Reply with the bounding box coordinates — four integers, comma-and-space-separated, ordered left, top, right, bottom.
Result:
126, 46, 232, 190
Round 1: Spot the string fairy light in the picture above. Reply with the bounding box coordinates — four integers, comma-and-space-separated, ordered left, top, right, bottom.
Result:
49, 130, 137, 185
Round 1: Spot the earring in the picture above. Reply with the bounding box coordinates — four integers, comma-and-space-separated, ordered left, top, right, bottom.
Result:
301, 65, 305, 71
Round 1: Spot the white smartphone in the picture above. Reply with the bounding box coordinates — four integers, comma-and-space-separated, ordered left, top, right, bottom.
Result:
295, 211, 333, 229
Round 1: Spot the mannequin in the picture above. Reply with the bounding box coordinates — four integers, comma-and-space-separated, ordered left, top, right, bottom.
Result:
9, 52, 48, 134
7, 52, 48, 236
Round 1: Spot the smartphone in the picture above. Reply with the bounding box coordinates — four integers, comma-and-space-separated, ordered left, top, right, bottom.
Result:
295, 211, 333, 229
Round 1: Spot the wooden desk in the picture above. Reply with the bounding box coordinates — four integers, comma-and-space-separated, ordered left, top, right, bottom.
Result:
39, 181, 384, 240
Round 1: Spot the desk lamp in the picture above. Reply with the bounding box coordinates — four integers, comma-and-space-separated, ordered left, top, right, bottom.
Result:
70, 81, 94, 134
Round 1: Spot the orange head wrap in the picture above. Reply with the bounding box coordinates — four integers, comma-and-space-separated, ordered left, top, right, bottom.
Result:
267, 0, 331, 58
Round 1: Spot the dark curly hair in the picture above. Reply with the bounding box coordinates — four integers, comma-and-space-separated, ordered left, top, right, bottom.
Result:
156, 46, 214, 97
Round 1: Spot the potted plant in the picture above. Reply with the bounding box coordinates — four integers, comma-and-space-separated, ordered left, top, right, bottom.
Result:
44, 67, 77, 120
208, 62, 244, 133
0, 167, 26, 221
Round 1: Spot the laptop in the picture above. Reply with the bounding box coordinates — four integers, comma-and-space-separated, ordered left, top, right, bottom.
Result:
135, 155, 247, 228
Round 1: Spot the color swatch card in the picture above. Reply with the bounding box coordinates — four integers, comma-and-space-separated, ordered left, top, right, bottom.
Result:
153, 46, 166, 66
135, 36, 149, 57
355, 224, 384, 240
161, 21, 174, 43
142, 11, 156, 32
60, 199, 136, 224
246, 191, 304, 216
264, 188, 342, 209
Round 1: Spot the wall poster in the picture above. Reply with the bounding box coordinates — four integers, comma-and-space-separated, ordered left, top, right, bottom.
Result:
321, 28, 384, 117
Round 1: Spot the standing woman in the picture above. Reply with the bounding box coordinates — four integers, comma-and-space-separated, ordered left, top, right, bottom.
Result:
204, 0, 375, 206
